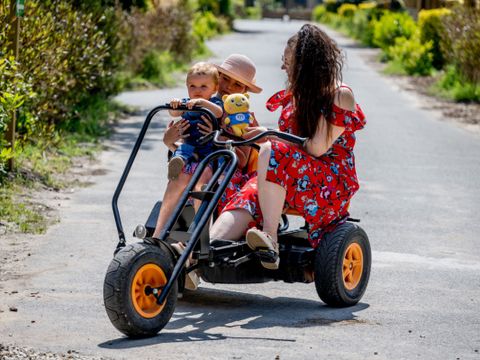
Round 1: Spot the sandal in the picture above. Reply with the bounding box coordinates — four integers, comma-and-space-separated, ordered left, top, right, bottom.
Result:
246, 228, 280, 270
171, 242, 200, 291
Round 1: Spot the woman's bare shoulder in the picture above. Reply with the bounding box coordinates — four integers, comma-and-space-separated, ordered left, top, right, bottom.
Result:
334, 86, 356, 111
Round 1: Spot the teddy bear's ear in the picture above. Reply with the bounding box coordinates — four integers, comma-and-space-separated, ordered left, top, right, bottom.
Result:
222, 95, 228, 102
244, 93, 250, 99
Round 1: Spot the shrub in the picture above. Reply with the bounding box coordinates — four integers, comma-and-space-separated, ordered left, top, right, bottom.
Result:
358, 2, 377, 10
388, 34, 433, 75
351, 7, 385, 46
193, 10, 229, 41
139, 50, 184, 87
372, 11, 416, 52
123, 0, 197, 74
313, 5, 331, 23
0, 57, 35, 178
0, 2, 112, 132
338, 3, 357, 18
324, 0, 341, 13
418, 8, 451, 69
441, 6, 480, 85
436, 65, 480, 102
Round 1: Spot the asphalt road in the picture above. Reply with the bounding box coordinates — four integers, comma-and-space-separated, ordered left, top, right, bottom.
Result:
1, 19, 479, 360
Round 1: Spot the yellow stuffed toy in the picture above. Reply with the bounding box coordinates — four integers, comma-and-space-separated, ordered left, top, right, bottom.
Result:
222, 93, 253, 137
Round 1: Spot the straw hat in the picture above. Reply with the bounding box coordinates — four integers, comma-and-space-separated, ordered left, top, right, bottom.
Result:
215, 54, 262, 94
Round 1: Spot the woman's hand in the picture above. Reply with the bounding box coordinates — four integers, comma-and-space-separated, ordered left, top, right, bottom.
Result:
197, 115, 214, 135
163, 119, 190, 151
243, 126, 269, 142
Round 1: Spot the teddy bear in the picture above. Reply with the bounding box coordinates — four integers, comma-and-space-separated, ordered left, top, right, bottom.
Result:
222, 93, 253, 137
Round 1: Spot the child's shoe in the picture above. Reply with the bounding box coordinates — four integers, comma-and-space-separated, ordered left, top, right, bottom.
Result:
168, 156, 185, 181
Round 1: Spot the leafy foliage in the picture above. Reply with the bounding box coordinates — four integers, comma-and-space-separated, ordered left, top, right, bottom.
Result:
418, 8, 451, 69
440, 6, 480, 85
0, 57, 36, 178
372, 11, 416, 52
0, 2, 111, 132
338, 3, 357, 18
387, 34, 433, 75
312, 5, 332, 23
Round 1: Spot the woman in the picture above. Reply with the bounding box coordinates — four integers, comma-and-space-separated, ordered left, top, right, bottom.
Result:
211, 24, 366, 270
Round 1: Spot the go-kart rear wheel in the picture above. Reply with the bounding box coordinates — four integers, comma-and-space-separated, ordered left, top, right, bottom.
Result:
314, 222, 371, 307
103, 242, 178, 337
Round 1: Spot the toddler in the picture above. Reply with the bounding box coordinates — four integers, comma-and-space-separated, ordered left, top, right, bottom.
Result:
167, 62, 223, 180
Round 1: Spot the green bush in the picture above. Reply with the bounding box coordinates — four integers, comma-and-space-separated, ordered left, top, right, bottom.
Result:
139, 50, 185, 87
350, 7, 385, 46
388, 34, 433, 75
324, 0, 341, 13
312, 5, 331, 23
338, 3, 357, 18
0, 2, 111, 131
436, 65, 480, 102
418, 8, 451, 70
441, 6, 480, 85
373, 11, 416, 54
0, 57, 35, 178
193, 10, 229, 41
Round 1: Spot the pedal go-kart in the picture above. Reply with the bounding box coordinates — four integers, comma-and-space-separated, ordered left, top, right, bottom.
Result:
103, 105, 371, 338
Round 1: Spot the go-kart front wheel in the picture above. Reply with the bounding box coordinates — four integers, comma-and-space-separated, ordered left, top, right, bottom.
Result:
103, 242, 178, 337
314, 222, 371, 307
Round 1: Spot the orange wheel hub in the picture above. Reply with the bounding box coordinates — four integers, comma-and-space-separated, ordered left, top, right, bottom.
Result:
131, 263, 167, 318
342, 243, 363, 290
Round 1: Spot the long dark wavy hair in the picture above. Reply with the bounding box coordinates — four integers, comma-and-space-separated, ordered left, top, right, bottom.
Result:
289, 24, 344, 139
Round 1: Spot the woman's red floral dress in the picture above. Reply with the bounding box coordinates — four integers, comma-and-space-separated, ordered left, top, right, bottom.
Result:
221, 88, 366, 248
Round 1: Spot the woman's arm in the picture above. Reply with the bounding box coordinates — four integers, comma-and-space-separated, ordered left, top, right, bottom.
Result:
235, 146, 250, 169
304, 87, 355, 157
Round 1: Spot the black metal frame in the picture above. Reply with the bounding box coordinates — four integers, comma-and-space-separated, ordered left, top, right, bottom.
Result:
111, 105, 219, 252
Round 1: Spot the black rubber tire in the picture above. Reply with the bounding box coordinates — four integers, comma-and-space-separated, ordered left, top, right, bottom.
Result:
314, 222, 371, 307
103, 242, 178, 337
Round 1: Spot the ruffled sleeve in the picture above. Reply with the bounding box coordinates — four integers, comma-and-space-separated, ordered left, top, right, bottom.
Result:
329, 103, 366, 132
266, 90, 291, 112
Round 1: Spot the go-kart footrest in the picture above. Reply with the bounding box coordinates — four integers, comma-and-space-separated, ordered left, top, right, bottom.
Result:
189, 191, 215, 201
226, 253, 254, 267
253, 248, 279, 264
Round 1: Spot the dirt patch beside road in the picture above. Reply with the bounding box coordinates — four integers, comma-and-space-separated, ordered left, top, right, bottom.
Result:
359, 47, 480, 136
0, 154, 105, 283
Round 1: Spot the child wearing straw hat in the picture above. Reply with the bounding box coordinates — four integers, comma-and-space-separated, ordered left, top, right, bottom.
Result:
153, 54, 262, 290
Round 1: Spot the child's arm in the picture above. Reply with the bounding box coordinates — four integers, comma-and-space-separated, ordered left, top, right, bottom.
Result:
186, 98, 223, 118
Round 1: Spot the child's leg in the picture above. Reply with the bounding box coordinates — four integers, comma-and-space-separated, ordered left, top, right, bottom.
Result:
152, 171, 191, 238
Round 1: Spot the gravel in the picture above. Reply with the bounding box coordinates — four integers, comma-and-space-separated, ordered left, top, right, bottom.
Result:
0, 344, 109, 360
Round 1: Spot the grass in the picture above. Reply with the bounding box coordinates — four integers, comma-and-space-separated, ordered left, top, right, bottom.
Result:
0, 96, 128, 235
0, 181, 51, 234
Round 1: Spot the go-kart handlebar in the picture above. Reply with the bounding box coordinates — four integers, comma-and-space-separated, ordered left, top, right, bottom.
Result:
201, 129, 307, 148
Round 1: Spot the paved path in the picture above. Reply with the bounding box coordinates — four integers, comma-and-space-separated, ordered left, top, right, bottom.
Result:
1, 19, 479, 360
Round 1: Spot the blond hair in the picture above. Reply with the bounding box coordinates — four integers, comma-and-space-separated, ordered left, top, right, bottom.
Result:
187, 62, 218, 85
